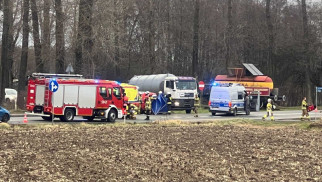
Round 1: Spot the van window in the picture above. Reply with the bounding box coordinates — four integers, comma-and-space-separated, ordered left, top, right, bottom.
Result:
238, 92, 243, 100
166, 81, 174, 89
211, 90, 230, 100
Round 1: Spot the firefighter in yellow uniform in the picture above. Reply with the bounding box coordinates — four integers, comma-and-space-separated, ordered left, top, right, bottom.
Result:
128, 104, 138, 119
262, 99, 274, 121
194, 94, 200, 117
301, 97, 310, 121
144, 91, 151, 120
166, 92, 172, 114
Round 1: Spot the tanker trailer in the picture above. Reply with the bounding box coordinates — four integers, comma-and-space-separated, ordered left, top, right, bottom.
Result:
214, 63, 286, 110
129, 74, 198, 113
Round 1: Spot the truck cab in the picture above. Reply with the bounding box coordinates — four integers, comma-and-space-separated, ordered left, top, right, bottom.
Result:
209, 83, 250, 116
129, 74, 198, 114
164, 77, 197, 113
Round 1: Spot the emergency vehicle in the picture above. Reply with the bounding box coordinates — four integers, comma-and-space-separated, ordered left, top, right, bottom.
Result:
26, 73, 124, 122
209, 83, 250, 116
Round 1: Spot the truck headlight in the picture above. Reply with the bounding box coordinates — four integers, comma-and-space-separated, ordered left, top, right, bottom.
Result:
174, 102, 180, 106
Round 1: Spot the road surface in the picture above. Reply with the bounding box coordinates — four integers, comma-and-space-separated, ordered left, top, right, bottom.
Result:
7, 110, 322, 125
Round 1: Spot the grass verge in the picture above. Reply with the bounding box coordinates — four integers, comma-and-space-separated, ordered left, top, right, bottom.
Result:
1, 118, 321, 131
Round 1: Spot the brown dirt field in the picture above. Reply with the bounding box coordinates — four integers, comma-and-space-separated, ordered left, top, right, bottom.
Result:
0, 124, 321, 181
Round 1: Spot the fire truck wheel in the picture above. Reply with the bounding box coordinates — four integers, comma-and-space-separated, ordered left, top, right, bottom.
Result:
62, 108, 75, 122
211, 112, 216, 116
107, 109, 117, 122
185, 109, 191, 114
41, 116, 52, 121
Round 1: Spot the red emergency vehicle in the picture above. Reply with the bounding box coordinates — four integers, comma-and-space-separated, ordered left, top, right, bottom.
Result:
26, 73, 124, 122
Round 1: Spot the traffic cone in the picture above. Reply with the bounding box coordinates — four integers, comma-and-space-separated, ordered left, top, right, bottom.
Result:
23, 113, 28, 123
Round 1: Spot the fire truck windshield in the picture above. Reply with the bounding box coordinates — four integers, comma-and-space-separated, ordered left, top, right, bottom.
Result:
175, 80, 197, 90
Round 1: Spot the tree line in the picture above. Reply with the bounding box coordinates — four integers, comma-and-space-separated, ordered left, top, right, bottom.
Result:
0, 0, 321, 108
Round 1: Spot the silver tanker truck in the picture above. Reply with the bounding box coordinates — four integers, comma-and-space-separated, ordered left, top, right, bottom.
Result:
129, 74, 198, 113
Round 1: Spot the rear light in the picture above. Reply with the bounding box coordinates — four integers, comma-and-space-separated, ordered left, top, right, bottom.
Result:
228, 102, 232, 107
208, 101, 211, 106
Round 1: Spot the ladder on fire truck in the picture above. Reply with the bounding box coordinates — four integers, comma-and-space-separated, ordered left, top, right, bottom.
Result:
31, 73, 83, 108
30, 73, 83, 79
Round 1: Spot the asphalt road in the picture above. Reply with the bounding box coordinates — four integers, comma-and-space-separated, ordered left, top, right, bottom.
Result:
7, 110, 322, 125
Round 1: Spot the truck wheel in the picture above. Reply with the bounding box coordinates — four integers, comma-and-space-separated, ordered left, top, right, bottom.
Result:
61, 109, 75, 122
211, 112, 216, 116
41, 116, 52, 121
233, 108, 237, 116
107, 109, 117, 122
83, 116, 95, 121
186, 110, 191, 114
1, 114, 10, 122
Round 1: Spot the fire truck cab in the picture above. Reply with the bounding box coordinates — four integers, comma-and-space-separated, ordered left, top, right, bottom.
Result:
26, 73, 124, 122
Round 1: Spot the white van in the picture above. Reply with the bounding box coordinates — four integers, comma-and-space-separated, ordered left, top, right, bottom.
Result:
209, 83, 250, 116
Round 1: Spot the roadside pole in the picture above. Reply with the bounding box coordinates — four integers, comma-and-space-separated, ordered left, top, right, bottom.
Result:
49, 79, 59, 125
314, 87, 318, 122
52, 93, 54, 125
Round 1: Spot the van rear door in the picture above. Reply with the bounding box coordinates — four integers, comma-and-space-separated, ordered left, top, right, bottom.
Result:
209, 88, 231, 111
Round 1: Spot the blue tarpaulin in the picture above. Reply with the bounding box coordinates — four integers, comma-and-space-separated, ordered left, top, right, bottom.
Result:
151, 94, 168, 115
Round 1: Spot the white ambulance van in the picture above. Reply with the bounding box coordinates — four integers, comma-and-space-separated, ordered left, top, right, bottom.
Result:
209, 83, 250, 116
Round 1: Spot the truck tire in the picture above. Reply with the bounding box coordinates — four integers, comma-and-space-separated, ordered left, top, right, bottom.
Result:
233, 108, 237, 116
107, 109, 117, 122
61, 109, 75, 122
41, 116, 52, 121
1, 114, 10, 122
186, 109, 191, 114
211, 112, 216, 116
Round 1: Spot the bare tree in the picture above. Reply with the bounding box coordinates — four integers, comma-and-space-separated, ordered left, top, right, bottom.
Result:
266, 0, 274, 76
54, 0, 65, 74
301, 0, 313, 103
148, 0, 155, 74
0, 0, 13, 104
42, 0, 51, 72
192, 0, 200, 78
225, 0, 232, 69
17, 0, 30, 108
31, 0, 43, 73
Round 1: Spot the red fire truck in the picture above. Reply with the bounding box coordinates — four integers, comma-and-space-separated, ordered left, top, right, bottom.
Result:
26, 73, 124, 122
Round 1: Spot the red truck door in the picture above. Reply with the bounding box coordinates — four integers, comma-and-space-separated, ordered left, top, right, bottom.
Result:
112, 87, 123, 109
97, 86, 113, 108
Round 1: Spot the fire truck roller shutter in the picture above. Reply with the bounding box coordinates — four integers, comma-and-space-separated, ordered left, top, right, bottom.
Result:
64, 85, 79, 105
35, 85, 45, 105
53, 85, 64, 107
78, 86, 96, 108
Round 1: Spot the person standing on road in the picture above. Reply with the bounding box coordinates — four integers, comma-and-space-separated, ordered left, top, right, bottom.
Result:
144, 92, 151, 120
301, 97, 310, 121
262, 98, 274, 121
194, 94, 200, 117
166, 92, 172, 114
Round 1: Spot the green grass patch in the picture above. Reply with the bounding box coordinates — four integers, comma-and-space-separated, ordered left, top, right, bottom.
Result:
172, 107, 209, 114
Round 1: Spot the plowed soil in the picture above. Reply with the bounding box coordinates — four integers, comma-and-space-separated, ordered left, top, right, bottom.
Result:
0, 124, 321, 181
